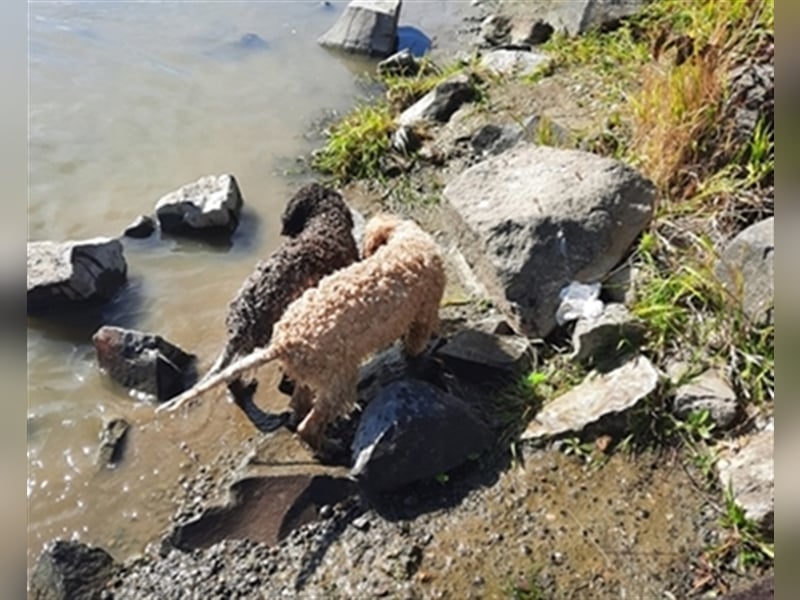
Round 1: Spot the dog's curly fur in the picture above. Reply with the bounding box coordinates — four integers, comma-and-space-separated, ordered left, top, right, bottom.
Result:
200, 183, 359, 389
161, 214, 446, 451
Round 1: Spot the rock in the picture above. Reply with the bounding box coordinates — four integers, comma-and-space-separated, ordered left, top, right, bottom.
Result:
155, 174, 243, 236
571, 303, 646, 365
397, 73, 478, 127
170, 474, 356, 550
377, 48, 420, 76
716, 427, 774, 533
442, 144, 655, 337
351, 379, 493, 492
96, 417, 130, 467
123, 214, 156, 239
521, 355, 659, 444
237, 33, 268, 50
534, 0, 647, 37
715, 217, 774, 325
602, 262, 636, 305
480, 15, 511, 46
673, 370, 740, 431
28, 540, 115, 600
391, 125, 422, 156
510, 18, 554, 46
479, 49, 552, 78
27, 238, 127, 313
435, 329, 533, 376
317, 0, 401, 58
92, 325, 196, 402
725, 36, 773, 149
469, 115, 568, 157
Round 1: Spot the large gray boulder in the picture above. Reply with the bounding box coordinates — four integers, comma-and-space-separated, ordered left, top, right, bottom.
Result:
28, 540, 115, 600
27, 238, 127, 313
318, 0, 402, 58
92, 325, 196, 402
155, 174, 243, 236
715, 217, 774, 325
530, 0, 647, 37
351, 379, 493, 493
442, 144, 655, 337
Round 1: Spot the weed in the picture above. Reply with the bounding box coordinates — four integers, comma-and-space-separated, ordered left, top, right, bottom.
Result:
312, 102, 394, 182
506, 569, 547, 600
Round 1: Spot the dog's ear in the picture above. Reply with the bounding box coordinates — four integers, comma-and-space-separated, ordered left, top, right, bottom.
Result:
363, 216, 396, 257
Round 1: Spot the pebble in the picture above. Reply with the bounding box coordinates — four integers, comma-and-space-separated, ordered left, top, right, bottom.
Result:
551, 551, 565, 565
319, 505, 333, 519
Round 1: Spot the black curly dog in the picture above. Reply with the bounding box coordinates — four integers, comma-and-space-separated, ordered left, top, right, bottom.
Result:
198, 183, 359, 427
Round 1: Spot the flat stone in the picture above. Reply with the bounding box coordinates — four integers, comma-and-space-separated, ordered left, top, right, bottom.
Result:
318, 0, 402, 58
717, 427, 774, 532
27, 238, 127, 313
170, 474, 356, 550
28, 540, 115, 600
92, 326, 196, 402
480, 50, 552, 77
435, 328, 533, 376
155, 174, 243, 236
571, 303, 646, 365
715, 217, 774, 325
351, 379, 493, 493
521, 355, 658, 443
673, 369, 740, 431
396, 73, 478, 127
442, 144, 655, 337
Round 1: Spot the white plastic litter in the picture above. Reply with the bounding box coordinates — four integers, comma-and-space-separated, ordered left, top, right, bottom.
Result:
555, 281, 604, 325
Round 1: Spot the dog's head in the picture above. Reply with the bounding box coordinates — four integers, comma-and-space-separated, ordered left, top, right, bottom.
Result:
362, 213, 405, 257
281, 183, 354, 237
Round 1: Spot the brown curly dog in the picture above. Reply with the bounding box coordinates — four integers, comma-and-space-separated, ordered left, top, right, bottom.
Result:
160, 214, 446, 451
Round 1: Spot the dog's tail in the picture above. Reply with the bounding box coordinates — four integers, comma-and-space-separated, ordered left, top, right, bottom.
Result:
157, 344, 281, 413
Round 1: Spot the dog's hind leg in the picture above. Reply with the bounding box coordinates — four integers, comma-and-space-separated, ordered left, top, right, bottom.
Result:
296, 368, 358, 450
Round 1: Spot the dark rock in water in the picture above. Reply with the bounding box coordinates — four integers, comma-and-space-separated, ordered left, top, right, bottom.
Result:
435, 329, 533, 377
27, 238, 127, 313
28, 540, 115, 600
396, 25, 431, 57
378, 48, 420, 77
351, 379, 493, 493
237, 33, 268, 50
155, 174, 243, 237
318, 0, 402, 58
170, 474, 356, 551
123, 214, 156, 239
92, 325, 196, 402
96, 417, 130, 467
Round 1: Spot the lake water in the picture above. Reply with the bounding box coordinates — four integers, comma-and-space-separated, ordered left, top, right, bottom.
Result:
27, 0, 470, 568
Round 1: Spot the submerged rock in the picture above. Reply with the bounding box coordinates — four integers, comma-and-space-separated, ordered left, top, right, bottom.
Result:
442, 144, 655, 338
318, 0, 402, 58
96, 417, 130, 468
28, 540, 115, 600
27, 238, 127, 313
170, 474, 356, 551
92, 325, 196, 402
521, 355, 658, 444
351, 379, 492, 493
155, 174, 243, 237
715, 217, 774, 325
717, 426, 774, 533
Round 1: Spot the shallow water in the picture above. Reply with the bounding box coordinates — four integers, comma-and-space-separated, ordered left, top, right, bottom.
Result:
27, 0, 469, 568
